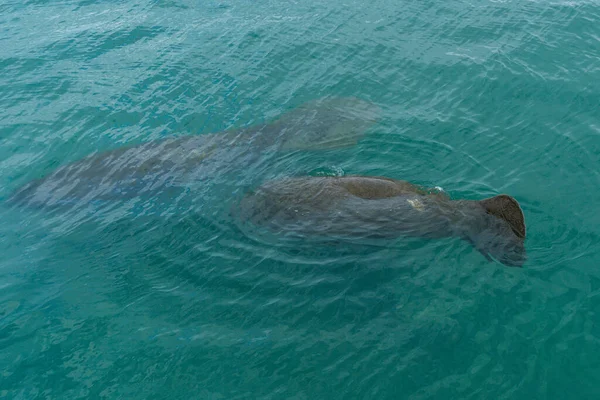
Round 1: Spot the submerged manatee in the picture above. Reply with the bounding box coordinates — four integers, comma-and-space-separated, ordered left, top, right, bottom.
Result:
237, 176, 527, 267
9, 97, 379, 208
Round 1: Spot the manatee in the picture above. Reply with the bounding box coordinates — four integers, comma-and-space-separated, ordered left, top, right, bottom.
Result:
9, 97, 379, 208
237, 175, 527, 267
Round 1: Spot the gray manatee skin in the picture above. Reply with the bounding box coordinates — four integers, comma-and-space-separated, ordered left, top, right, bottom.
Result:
237, 176, 527, 267
9, 97, 379, 208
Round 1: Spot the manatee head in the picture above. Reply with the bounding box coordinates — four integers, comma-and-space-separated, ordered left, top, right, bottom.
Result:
273, 97, 380, 151
467, 194, 527, 267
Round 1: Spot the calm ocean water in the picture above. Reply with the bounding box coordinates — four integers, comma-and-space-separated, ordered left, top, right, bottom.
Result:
1, 0, 600, 398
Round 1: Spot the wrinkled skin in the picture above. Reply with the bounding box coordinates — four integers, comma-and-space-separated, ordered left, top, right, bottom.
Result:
238, 176, 527, 267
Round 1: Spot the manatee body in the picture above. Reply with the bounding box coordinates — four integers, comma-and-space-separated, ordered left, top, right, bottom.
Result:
9, 97, 379, 208
238, 176, 527, 267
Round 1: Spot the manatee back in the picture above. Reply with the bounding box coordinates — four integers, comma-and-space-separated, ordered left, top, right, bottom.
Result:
336, 176, 449, 201
236, 176, 454, 240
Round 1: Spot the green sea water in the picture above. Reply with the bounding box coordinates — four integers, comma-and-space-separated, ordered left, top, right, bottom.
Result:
1, 0, 600, 398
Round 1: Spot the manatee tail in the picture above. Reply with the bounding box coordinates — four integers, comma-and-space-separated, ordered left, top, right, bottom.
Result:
262, 97, 381, 151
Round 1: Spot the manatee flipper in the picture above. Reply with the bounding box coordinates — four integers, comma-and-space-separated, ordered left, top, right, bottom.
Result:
464, 236, 494, 263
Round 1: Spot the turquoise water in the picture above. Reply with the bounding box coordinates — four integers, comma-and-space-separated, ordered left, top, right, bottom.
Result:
1, 0, 600, 398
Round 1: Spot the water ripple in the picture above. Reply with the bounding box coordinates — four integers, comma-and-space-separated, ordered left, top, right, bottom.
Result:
1, 0, 600, 398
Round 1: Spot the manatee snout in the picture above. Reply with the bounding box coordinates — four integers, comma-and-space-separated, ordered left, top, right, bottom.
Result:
472, 194, 527, 267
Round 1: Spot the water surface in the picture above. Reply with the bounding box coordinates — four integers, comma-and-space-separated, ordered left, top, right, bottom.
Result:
1, 0, 600, 398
